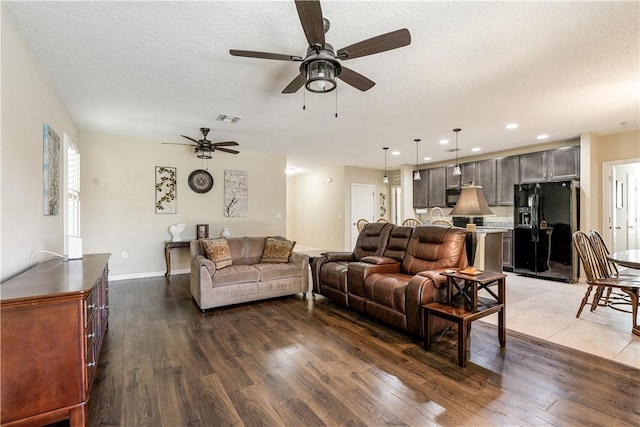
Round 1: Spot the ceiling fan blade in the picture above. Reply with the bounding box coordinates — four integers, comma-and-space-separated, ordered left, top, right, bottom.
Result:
295, 0, 325, 47
338, 67, 375, 91
282, 73, 307, 94
181, 135, 200, 144
162, 142, 196, 146
212, 141, 239, 147
229, 49, 303, 61
214, 147, 240, 155
337, 28, 411, 60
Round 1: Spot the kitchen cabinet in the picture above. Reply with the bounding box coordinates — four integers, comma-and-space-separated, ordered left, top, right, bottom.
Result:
475, 159, 497, 206
428, 167, 446, 207
413, 169, 428, 208
446, 163, 475, 188
502, 229, 513, 271
520, 151, 548, 183
548, 146, 580, 181
496, 155, 520, 206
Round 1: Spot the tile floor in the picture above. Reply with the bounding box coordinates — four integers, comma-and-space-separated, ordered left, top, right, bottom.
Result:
478, 272, 640, 369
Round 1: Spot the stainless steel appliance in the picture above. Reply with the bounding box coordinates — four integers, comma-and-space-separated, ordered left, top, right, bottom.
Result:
513, 180, 579, 282
446, 188, 460, 207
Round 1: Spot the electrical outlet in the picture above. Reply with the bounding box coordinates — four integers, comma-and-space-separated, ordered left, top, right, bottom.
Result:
122, 251, 128, 259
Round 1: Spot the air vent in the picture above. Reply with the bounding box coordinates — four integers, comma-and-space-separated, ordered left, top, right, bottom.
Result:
216, 114, 241, 124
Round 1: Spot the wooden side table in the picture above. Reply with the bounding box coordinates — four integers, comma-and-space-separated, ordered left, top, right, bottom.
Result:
164, 240, 193, 278
423, 271, 506, 367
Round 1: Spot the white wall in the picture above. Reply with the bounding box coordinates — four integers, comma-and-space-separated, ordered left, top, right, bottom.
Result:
1, 8, 80, 281
81, 131, 286, 278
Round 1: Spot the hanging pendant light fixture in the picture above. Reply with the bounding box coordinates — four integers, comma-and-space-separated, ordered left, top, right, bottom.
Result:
382, 147, 389, 184
413, 138, 422, 181
452, 128, 462, 176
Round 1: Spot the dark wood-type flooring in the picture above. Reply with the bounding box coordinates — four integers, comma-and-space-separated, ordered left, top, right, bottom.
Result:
86, 274, 640, 426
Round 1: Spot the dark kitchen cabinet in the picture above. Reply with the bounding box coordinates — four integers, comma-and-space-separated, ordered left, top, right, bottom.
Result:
502, 229, 513, 271
520, 151, 548, 183
475, 159, 497, 206
428, 167, 446, 207
496, 155, 520, 206
446, 163, 475, 188
412, 169, 428, 208
548, 146, 580, 181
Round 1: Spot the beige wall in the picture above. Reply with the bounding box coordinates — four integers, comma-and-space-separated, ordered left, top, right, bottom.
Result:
81, 131, 286, 278
1, 9, 80, 281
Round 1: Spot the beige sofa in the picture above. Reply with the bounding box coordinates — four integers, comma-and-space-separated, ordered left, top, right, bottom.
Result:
190, 237, 309, 311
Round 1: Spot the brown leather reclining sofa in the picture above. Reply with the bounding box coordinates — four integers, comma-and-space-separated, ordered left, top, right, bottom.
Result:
311, 223, 467, 338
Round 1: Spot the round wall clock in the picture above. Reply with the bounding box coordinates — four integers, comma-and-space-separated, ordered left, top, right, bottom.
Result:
188, 169, 214, 194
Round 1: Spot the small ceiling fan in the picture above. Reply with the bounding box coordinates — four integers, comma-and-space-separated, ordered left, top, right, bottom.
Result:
229, 0, 411, 94
163, 128, 240, 159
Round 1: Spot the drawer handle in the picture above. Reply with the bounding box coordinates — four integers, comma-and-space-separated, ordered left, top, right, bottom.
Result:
87, 361, 96, 368
87, 333, 95, 339
86, 304, 96, 309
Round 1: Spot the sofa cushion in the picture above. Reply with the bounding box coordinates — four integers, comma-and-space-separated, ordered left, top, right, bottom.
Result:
211, 265, 260, 287
319, 262, 349, 293
201, 238, 233, 269
363, 273, 409, 314
254, 263, 300, 281
261, 237, 296, 263
402, 226, 466, 275
353, 223, 393, 261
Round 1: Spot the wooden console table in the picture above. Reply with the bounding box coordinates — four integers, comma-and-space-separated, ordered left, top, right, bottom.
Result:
423, 270, 506, 367
164, 240, 193, 277
1, 254, 111, 427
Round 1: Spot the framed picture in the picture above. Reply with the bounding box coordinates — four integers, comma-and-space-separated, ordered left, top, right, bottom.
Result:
197, 224, 209, 239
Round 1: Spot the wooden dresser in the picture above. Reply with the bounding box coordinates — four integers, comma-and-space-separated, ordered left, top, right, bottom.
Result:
1, 253, 110, 427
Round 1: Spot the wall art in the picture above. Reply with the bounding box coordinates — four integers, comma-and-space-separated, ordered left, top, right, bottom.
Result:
43, 124, 60, 216
197, 224, 209, 239
155, 166, 176, 214
224, 169, 248, 217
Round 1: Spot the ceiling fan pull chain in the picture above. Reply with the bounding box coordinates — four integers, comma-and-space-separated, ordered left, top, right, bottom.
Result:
302, 88, 306, 110
335, 86, 338, 118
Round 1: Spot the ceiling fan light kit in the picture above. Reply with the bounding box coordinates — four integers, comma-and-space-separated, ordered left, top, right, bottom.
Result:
229, 0, 411, 96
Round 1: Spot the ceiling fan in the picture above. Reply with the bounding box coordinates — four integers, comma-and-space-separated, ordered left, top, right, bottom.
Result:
229, 0, 411, 94
163, 128, 240, 159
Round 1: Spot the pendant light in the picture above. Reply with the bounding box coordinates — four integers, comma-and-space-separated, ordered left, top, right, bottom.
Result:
452, 128, 462, 176
413, 138, 421, 181
382, 147, 389, 184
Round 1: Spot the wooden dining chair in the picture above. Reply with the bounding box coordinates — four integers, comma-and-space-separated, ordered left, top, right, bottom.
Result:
572, 231, 640, 333
432, 218, 453, 226
356, 218, 369, 233
376, 218, 390, 224
401, 218, 422, 226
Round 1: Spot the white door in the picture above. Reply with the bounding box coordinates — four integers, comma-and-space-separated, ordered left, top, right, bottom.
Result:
391, 186, 402, 225
628, 174, 638, 249
351, 184, 375, 249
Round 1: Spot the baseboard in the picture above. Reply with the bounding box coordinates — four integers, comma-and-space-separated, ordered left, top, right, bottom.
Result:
109, 268, 190, 282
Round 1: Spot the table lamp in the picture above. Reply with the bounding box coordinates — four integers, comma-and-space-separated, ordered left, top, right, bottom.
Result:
449, 184, 495, 274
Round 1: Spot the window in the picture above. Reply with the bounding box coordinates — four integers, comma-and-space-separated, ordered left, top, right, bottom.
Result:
64, 134, 81, 258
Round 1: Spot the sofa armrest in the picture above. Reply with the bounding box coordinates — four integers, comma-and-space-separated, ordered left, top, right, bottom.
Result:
405, 272, 448, 337
347, 260, 401, 301
195, 254, 216, 276
290, 252, 310, 293
324, 252, 355, 262
360, 255, 398, 265
415, 269, 448, 289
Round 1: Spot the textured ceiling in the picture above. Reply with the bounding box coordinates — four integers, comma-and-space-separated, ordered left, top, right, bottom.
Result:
4, 1, 639, 174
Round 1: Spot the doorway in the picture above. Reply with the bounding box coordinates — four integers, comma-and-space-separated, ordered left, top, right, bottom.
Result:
602, 160, 640, 251
351, 184, 375, 250
391, 186, 402, 225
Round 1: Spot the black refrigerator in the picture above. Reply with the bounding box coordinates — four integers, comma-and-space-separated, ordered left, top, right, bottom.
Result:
513, 180, 579, 282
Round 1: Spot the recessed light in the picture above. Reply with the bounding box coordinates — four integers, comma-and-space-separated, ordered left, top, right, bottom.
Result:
217, 114, 241, 124
505, 123, 519, 130
391, 151, 400, 156
471, 147, 481, 152
536, 134, 549, 140
439, 139, 449, 145
423, 157, 432, 161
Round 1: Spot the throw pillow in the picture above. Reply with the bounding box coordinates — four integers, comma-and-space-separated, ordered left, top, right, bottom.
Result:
261, 237, 296, 263
201, 238, 232, 269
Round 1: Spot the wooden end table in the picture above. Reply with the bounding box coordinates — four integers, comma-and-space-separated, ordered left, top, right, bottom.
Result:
423, 270, 506, 367
164, 240, 193, 278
